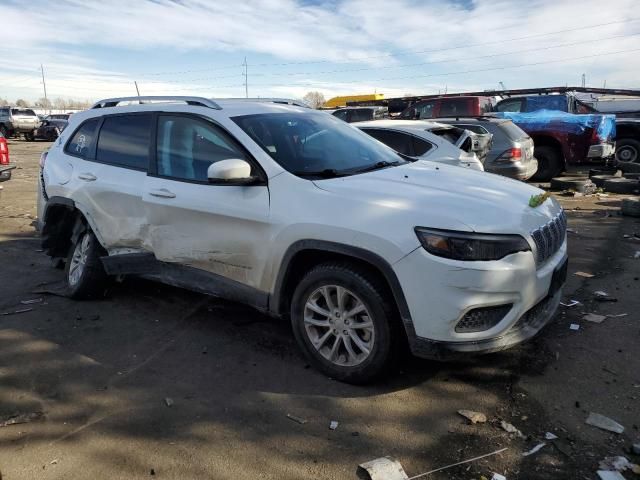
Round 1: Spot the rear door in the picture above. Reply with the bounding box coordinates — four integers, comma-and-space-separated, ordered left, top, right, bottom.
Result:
142, 113, 270, 289
69, 113, 151, 251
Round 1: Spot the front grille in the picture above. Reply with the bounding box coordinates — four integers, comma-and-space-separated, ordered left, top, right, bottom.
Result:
531, 210, 567, 266
455, 304, 512, 333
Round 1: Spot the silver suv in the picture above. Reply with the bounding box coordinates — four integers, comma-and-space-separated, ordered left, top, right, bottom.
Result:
0, 106, 41, 140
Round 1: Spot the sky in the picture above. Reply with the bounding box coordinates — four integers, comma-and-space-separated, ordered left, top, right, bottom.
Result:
2, 0, 640, 104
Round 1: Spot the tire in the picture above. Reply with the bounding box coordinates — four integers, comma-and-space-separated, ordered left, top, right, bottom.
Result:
531, 145, 564, 182
602, 178, 640, 194
624, 172, 640, 180
550, 176, 593, 192
64, 229, 109, 299
290, 262, 400, 384
24, 132, 35, 142
589, 168, 616, 178
618, 161, 640, 174
0, 125, 7, 137
615, 138, 640, 163
621, 197, 640, 217
590, 175, 617, 188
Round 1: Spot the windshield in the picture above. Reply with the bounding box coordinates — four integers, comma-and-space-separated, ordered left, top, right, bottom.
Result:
232, 111, 405, 177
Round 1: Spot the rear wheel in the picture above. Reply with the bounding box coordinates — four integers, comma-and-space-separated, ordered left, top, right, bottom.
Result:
0, 125, 7, 137
24, 132, 35, 142
615, 138, 640, 163
290, 262, 399, 384
531, 145, 563, 181
64, 229, 109, 299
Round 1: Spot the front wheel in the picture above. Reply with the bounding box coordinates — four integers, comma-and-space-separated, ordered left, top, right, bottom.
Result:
531, 145, 563, 182
64, 229, 109, 299
24, 132, 35, 142
615, 138, 640, 163
290, 262, 399, 384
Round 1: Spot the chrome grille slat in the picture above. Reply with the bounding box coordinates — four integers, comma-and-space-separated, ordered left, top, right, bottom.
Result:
531, 211, 566, 266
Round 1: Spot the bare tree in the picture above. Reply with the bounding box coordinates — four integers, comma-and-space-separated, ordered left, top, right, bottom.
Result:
0, 98, 8, 106
302, 91, 326, 109
35, 97, 52, 109
15, 99, 28, 107
53, 97, 67, 110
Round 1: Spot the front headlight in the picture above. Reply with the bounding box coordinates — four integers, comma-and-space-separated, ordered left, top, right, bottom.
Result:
415, 227, 531, 261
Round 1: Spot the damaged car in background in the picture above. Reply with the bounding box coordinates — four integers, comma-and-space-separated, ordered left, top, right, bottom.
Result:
38, 96, 567, 384
356, 120, 491, 170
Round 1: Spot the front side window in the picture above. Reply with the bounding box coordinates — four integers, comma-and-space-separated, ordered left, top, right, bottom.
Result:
96, 114, 152, 170
350, 109, 373, 122
233, 111, 405, 177
157, 115, 246, 182
65, 118, 100, 158
417, 101, 436, 119
332, 110, 348, 121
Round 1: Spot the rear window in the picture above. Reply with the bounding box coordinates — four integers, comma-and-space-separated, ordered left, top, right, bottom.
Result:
499, 120, 529, 140
96, 114, 152, 170
11, 109, 36, 116
439, 98, 471, 117
65, 118, 100, 158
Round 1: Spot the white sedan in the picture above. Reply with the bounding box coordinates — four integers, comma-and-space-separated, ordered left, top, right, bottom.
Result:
355, 120, 486, 171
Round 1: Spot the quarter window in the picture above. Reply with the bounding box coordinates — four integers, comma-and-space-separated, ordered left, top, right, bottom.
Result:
66, 118, 100, 159
96, 114, 152, 170
363, 129, 414, 156
156, 115, 246, 182
495, 99, 523, 112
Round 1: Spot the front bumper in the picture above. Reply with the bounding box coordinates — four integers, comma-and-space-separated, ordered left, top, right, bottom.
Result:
393, 240, 567, 359
587, 143, 615, 159
0, 164, 15, 182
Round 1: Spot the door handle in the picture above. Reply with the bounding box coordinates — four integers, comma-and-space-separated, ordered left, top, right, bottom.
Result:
149, 188, 176, 199
78, 173, 97, 181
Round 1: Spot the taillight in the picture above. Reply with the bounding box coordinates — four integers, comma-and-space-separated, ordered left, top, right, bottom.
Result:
0, 138, 8, 165
39, 150, 48, 169
591, 127, 601, 144
496, 147, 522, 163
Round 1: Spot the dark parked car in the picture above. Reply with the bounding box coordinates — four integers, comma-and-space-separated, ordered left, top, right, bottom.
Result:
435, 117, 538, 181
398, 96, 495, 120
329, 106, 388, 123
34, 118, 68, 141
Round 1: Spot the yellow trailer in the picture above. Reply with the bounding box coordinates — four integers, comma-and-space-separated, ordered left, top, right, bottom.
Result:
323, 93, 384, 108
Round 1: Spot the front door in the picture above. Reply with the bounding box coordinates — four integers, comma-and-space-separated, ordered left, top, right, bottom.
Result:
142, 113, 270, 290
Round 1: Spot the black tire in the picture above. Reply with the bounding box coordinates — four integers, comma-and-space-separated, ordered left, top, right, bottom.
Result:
615, 138, 640, 163
290, 262, 400, 384
0, 125, 7, 137
24, 132, 35, 142
589, 168, 616, 178
602, 178, 640, 194
618, 161, 640, 174
590, 175, 617, 188
624, 172, 640, 180
63, 229, 109, 299
531, 145, 564, 182
550, 176, 592, 192
621, 197, 640, 217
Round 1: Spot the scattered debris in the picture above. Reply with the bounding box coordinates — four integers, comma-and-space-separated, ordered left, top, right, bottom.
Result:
560, 299, 580, 307
20, 298, 43, 305
607, 313, 628, 318
286, 414, 307, 425
585, 412, 624, 434
634, 251, 640, 259
529, 192, 551, 208
0, 411, 44, 427
357, 457, 408, 480
491, 474, 507, 480
569, 324, 580, 330
602, 366, 618, 375
1, 307, 33, 316
329, 420, 339, 430
632, 443, 640, 455
50, 459, 58, 465
522, 442, 546, 457
544, 432, 558, 440
583, 313, 607, 323
164, 397, 174, 407
594, 291, 617, 302
598, 456, 636, 472
457, 409, 487, 424
500, 420, 524, 438
150, 468, 156, 475
574, 271, 595, 278
597, 471, 626, 480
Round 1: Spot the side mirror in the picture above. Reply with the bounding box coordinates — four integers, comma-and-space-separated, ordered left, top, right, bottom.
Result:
207, 159, 257, 185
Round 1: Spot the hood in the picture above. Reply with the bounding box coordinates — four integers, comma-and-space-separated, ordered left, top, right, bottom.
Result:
313, 160, 561, 235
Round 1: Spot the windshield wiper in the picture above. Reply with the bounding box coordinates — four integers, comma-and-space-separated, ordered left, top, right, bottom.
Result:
292, 168, 348, 178
351, 160, 403, 174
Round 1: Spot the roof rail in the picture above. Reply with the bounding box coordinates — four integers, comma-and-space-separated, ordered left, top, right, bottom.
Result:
91, 96, 222, 109
216, 97, 310, 108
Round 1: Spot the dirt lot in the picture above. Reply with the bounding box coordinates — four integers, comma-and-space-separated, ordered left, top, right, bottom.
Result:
1, 138, 639, 480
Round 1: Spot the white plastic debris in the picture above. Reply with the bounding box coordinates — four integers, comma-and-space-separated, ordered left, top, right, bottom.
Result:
633, 443, 640, 455
357, 457, 409, 480
585, 412, 624, 434
607, 313, 628, 318
457, 409, 487, 424
286, 414, 307, 425
583, 313, 607, 323
329, 420, 339, 430
569, 324, 580, 330
164, 397, 174, 407
560, 300, 580, 307
491, 474, 507, 480
500, 420, 524, 438
598, 455, 639, 473
597, 471, 626, 480
20, 298, 43, 305
594, 290, 610, 297
544, 432, 558, 440
634, 251, 640, 259
574, 271, 595, 278
522, 442, 546, 457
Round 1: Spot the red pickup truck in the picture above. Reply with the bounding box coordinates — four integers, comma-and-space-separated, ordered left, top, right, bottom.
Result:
398, 96, 495, 119
0, 133, 13, 182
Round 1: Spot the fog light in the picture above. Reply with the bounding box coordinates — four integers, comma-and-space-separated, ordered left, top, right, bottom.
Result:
455, 305, 512, 333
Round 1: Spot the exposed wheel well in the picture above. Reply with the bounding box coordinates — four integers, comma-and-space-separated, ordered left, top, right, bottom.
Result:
531, 135, 564, 156
41, 202, 86, 260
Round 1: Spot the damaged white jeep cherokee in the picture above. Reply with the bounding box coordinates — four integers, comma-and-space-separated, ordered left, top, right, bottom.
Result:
37, 96, 568, 383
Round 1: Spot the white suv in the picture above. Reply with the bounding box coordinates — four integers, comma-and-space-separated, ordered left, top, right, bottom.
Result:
37, 96, 568, 383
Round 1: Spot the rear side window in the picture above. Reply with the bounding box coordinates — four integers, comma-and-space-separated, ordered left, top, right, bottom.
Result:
96, 114, 152, 170
350, 109, 374, 122
417, 101, 436, 119
65, 118, 100, 158
439, 98, 470, 117
412, 136, 433, 156
495, 98, 523, 112
363, 129, 414, 156
332, 110, 348, 121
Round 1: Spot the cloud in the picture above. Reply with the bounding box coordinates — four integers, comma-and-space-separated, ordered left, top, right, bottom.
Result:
1, 0, 639, 101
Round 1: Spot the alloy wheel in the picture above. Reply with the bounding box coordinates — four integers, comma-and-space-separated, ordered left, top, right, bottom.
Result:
68, 233, 90, 286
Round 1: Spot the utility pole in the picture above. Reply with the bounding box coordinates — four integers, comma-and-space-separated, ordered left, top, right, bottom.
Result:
242, 57, 248, 98
134, 81, 141, 102
581, 73, 586, 88
40, 64, 48, 113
